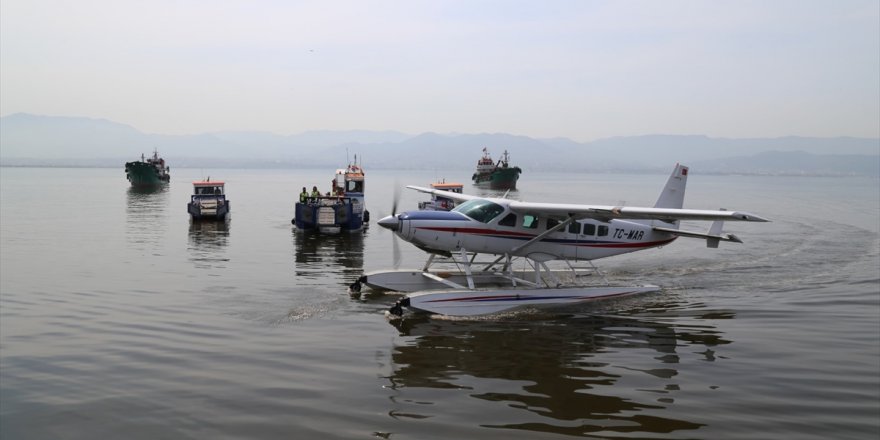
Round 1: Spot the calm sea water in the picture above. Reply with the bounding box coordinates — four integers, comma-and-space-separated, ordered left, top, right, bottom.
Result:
1, 167, 878, 439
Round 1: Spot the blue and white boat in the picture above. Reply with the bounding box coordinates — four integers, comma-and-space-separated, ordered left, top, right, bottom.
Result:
188, 179, 229, 220
293, 159, 369, 234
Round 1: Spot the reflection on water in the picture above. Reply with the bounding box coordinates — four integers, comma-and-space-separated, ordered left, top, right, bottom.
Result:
188, 220, 230, 269
386, 306, 734, 437
293, 230, 364, 286
125, 186, 168, 249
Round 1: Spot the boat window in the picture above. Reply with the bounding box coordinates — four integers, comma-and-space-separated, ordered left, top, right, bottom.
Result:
568, 223, 581, 234
498, 213, 517, 227
347, 180, 364, 193
522, 214, 539, 229
453, 199, 505, 223
546, 219, 560, 230
583, 224, 596, 236
598, 225, 608, 236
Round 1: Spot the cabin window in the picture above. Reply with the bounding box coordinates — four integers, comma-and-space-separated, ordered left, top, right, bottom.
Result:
347, 180, 364, 193
522, 214, 539, 229
498, 213, 517, 227
546, 219, 560, 230
598, 225, 609, 236
453, 199, 505, 224
568, 223, 581, 234
583, 224, 596, 236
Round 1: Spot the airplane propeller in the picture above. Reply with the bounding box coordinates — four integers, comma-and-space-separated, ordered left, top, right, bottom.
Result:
349, 181, 402, 294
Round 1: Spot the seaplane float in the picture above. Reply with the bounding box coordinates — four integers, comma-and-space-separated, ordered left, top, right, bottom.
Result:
350, 164, 769, 317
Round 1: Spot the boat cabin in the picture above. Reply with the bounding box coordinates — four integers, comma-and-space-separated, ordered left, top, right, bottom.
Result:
193, 181, 225, 196
333, 164, 365, 195
418, 180, 464, 211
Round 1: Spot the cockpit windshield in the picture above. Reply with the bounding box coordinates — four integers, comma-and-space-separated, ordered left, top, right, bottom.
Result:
452, 199, 505, 223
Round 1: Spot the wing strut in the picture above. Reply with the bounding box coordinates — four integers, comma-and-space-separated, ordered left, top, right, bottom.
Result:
510, 215, 575, 254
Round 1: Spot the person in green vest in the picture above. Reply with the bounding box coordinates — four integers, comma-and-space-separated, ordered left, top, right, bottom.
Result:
299, 187, 309, 203
310, 186, 321, 198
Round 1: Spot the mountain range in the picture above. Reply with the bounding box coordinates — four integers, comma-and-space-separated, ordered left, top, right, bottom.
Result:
1, 113, 878, 175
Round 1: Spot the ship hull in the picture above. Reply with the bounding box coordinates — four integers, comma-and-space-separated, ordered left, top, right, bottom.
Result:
472, 167, 521, 190
188, 199, 230, 220
294, 196, 367, 233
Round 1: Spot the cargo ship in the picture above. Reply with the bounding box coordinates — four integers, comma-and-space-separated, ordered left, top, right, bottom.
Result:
125, 150, 170, 187
471, 148, 521, 190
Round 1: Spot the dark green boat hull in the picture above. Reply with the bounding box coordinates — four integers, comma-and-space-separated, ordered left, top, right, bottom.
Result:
125, 161, 170, 187
472, 166, 521, 190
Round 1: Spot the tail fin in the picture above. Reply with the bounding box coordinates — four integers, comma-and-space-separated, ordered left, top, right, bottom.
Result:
652, 163, 688, 228
654, 163, 688, 209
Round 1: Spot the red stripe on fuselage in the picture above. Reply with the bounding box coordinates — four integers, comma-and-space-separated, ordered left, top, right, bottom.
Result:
414, 226, 677, 249
581, 238, 677, 248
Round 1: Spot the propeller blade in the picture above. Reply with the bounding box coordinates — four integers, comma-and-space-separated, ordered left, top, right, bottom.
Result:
391, 181, 400, 216
392, 234, 402, 269
389, 179, 402, 268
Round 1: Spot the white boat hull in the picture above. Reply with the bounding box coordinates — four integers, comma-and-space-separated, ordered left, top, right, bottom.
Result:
392, 285, 661, 317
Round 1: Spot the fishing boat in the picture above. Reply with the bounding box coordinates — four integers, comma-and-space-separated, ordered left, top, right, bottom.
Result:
471, 148, 521, 190
417, 180, 464, 211
125, 150, 170, 187
293, 157, 369, 234
187, 179, 230, 220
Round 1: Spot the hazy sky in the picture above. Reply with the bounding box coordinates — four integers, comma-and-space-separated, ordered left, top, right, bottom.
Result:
1, 0, 878, 141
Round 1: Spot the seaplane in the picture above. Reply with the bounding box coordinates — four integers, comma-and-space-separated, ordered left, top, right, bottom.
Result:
352, 164, 768, 317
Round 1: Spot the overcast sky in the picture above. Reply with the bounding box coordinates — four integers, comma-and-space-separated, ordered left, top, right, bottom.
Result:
1, 0, 878, 141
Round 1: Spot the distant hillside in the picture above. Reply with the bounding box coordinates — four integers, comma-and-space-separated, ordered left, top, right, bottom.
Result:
1, 113, 878, 175
692, 151, 880, 176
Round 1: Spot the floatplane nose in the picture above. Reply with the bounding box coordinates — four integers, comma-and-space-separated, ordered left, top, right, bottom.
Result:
378, 215, 399, 231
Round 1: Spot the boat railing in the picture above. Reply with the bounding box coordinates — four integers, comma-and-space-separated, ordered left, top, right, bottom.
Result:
301, 196, 357, 206
191, 194, 226, 202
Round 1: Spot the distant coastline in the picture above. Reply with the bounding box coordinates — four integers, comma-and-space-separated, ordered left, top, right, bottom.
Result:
2, 162, 877, 178
2, 113, 878, 176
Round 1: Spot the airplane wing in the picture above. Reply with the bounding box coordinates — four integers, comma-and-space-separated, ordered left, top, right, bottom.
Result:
405, 186, 769, 222
406, 185, 481, 203
505, 201, 770, 222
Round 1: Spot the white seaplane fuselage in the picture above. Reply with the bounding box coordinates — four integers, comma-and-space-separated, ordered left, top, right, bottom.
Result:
383, 208, 676, 262
363, 164, 768, 317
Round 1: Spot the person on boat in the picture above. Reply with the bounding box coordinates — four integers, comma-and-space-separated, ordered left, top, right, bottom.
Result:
299, 187, 309, 203
310, 186, 321, 198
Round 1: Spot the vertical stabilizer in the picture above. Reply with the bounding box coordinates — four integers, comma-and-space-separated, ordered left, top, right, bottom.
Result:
654, 163, 688, 209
